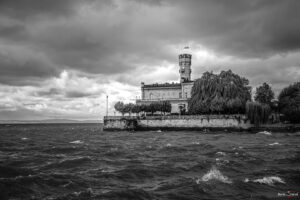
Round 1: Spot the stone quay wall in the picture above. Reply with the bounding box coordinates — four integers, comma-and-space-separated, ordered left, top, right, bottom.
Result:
103, 115, 256, 131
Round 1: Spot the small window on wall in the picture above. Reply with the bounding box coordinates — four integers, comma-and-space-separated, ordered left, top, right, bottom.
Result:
179, 92, 182, 98
150, 93, 153, 100
185, 92, 188, 98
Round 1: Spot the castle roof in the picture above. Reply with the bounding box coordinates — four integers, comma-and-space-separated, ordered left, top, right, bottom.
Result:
143, 82, 181, 88
142, 81, 194, 89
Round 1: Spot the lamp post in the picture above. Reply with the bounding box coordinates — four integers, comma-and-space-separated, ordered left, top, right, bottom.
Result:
106, 95, 108, 117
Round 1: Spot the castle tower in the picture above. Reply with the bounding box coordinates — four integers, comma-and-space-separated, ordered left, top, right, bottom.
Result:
179, 47, 192, 83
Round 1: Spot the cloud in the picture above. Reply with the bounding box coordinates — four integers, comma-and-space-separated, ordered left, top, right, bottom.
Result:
0, 43, 59, 85
0, 0, 299, 119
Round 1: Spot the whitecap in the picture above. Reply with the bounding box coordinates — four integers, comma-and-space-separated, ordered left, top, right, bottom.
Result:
216, 151, 226, 156
166, 143, 172, 147
156, 130, 162, 132
257, 131, 272, 135
269, 142, 280, 146
70, 140, 83, 144
244, 178, 250, 183
192, 142, 200, 145
21, 137, 28, 140
196, 166, 232, 184
253, 176, 285, 185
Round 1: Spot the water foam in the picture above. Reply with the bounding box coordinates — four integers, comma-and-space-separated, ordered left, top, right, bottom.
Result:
216, 152, 226, 156
196, 167, 232, 184
21, 137, 28, 140
269, 142, 280, 146
253, 176, 285, 185
70, 140, 83, 144
257, 131, 272, 135
244, 178, 250, 183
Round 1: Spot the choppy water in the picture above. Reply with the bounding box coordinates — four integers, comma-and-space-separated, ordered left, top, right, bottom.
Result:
0, 124, 299, 200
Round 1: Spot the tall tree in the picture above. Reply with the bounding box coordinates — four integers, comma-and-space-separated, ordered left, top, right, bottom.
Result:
278, 82, 300, 123
255, 82, 274, 105
188, 70, 251, 114
246, 101, 271, 127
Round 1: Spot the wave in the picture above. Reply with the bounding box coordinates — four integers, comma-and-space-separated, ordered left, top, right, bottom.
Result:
21, 137, 28, 140
42, 146, 81, 154
69, 140, 83, 144
166, 143, 172, 147
269, 142, 280, 146
257, 131, 272, 135
196, 166, 232, 184
0, 165, 32, 178
42, 156, 92, 169
252, 176, 285, 185
99, 188, 154, 200
216, 151, 226, 156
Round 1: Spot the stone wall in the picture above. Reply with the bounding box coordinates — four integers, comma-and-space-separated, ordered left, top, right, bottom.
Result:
138, 115, 250, 130
103, 115, 252, 131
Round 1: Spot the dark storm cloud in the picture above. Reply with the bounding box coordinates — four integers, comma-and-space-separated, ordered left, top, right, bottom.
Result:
0, 0, 98, 19
171, 0, 300, 57
0, 44, 59, 85
0, 0, 299, 87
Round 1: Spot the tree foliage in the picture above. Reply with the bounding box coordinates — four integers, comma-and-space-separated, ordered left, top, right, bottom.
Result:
278, 82, 300, 123
114, 101, 125, 116
246, 101, 271, 126
114, 101, 172, 115
188, 70, 251, 114
255, 82, 274, 105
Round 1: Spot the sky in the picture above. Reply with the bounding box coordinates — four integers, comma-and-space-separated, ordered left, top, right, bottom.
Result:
0, 0, 299, 120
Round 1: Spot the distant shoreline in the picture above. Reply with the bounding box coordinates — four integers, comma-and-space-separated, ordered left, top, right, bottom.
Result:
0, 119, 102, 124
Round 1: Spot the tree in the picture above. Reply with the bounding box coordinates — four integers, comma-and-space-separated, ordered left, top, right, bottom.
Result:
162, 101, 172, 114
255, 82, 274, 105
278, 82, 300, 123
246, 101, 271, 127
188, 70, 251, 114
132, 104, 141, 115
114, 101, 125, 116
123, 103, 135, 116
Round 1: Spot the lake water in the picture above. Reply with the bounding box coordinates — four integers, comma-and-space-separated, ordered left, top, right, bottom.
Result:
0, 124, 299, 200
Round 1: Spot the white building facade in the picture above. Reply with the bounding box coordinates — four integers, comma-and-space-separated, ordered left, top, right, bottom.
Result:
137, 48, 195, 113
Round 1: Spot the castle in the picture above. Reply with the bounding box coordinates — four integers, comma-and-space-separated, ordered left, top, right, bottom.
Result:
136, 47, 194, 113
